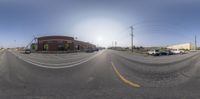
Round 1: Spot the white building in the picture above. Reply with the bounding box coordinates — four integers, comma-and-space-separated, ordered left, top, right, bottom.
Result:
167, 43, 195, 50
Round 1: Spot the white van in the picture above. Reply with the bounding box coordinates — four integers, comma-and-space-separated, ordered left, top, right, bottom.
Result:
148, 49, 160, 56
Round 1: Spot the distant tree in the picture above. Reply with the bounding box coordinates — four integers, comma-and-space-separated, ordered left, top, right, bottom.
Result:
64, 43, 69, 50
31, 44, 35, 50
44, 44, 48, 51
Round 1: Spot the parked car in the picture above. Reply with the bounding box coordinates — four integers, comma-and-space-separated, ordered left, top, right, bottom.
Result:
93, 48, 99, 51
147, 49, 160, 56
179, 49, 187, 54
190, 50, 197, 52
159, 50, 174, 56
24, 49, 31, 54
171, 49, 184, 54
85, 49, 94, 53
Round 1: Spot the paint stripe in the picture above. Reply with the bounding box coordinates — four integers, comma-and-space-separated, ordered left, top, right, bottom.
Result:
111, 61, 141, 88
10, 50, 105, 69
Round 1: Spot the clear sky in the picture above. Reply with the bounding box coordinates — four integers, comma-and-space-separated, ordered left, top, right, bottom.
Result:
0, 0, 200, 48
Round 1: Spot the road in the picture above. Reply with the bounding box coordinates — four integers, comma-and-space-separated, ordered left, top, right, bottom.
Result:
0, 49, 200, 99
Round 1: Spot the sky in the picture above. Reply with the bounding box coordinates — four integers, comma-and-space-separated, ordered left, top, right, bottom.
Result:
0, 0, 200, 48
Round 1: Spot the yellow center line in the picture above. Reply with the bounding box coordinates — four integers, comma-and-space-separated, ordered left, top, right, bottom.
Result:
111, 61, 141, 88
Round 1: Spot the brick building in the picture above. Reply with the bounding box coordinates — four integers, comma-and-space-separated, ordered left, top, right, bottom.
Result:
34, 35, 96, 51
74, 40, 96, 51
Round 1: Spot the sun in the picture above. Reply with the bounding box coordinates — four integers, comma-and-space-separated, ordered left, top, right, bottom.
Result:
73, 17, 124, 47
97, 36, 103, 42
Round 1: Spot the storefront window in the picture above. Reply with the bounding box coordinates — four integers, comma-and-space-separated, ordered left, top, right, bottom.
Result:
58, 44, 64, 51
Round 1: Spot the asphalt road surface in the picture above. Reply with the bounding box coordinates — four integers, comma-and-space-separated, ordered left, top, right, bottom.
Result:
0, 49, 200, 99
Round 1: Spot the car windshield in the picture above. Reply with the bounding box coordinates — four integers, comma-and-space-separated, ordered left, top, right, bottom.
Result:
0, 0, 200, 99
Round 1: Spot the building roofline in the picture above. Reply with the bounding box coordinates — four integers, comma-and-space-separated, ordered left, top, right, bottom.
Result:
166, 42, 194, 47
37, 35, 74, 40
74, 40, 96, 46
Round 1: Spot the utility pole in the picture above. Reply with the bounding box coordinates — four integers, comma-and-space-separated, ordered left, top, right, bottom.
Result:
112, 41, 113, 48
195, 35, 197, 50
130, 26, 134, 52
14, 40, 16, 48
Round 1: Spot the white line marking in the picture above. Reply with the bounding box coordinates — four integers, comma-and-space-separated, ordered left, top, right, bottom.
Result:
10, 50, 105, 69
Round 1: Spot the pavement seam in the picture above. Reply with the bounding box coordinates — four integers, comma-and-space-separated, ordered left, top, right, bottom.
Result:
111, 61, 141, 88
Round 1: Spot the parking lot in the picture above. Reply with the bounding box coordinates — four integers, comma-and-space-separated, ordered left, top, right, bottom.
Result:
112, 50, 199, 64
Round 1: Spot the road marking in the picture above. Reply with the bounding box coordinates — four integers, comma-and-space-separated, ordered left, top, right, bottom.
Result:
10, 50, 105, 69
0, 51, 5, 64
111, 61, 141, 88
17, 54, 93, 66
24, 53, 94, 61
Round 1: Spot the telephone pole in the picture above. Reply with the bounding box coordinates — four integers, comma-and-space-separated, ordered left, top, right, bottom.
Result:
112, 41, 114, 48
130, 26, 134, 52
195, 35, 197, 50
